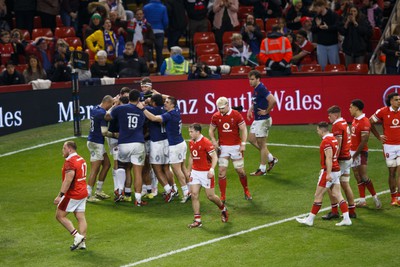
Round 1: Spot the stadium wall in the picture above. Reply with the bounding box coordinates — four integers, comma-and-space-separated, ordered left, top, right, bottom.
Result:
0, 75, 399, 136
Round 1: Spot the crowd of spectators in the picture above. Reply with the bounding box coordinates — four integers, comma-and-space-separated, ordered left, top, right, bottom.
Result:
0, 0, 399, 86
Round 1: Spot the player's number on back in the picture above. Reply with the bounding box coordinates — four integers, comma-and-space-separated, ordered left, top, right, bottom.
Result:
128, 115, 138, 129
81, 162, 87, 178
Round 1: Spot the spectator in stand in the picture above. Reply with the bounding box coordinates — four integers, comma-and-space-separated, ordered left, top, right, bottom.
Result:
143, 0, 169, 73
54, 39, 72, 64
259, 25, 293, 76
311, 0, 340, 70
0, 0, 10, 32
88, 2, 109, 22
160, 46, 189, 75
380, 25, 400, 74
185, 0, 210, 40
0, 60, 25, 85
100, 0, 127, 20
299, 16, 314, 43
339, 6, 372, 67
86, 18, 118, 63
36, 0, 60, 31
213, 0, 239, 51
0, 30, 24, 66
47, 56, 72, 82
286, 0, 313, 31
126, 8, 155, 66
114, 41, 150, 77
84, 13, 104, 41
60, 0, 79, 33
292, 30, 317, 66
14, 0, 36, 34
165, 0, 186, 50
286, 32, 300, 56
335, 0, 352, 17
109, 11, 127, 40
90, 50, 116, 78
25, 36, 56, 73
360, 0, 383, 29
225, 33, 258, 67
278, 17, 290, 35
11, 29, 29, 49
23, 55, 47, 83
240, 14, 263, 55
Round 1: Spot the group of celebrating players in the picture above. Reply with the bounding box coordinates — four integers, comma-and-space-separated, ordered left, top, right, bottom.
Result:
53, 70, 400, 250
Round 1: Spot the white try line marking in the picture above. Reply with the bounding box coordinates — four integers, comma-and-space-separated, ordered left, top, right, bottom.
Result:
0, 137, 77, 158
121, 190, 390, 267
0, 139, 382, 158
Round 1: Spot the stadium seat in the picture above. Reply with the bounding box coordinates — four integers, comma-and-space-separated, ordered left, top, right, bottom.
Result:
238, 6, 254, 20
222, 31, 239, 45
33, 16, 42, 29
256, 18, 265, 31
347, 63, 369, 74
255, 65, 267, 75
198, 54, 222, 66
21, 30, 31, 41
55, 27, 76, 38
324, 64, 346, 72
193, 32, 215, 45
64, 37, 83, 49
195, 43, 219, 58
14, 64, 28, 73
372, 27, 382, 40
300, 64, 322, 72
230, 66, 251, 76
339, 51, 345, 66
56, 15, 64, 27
31, 28, 53, 39
291, 65, 299, 73
265, 18, 279, 32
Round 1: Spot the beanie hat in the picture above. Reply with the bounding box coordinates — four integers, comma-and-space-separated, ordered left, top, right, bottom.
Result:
292, 0, 302, 5
91, 13, 102, 20
96, 50, 108, 58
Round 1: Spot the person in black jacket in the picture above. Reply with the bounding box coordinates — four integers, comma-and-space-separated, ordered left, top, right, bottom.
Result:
339, 6, 372, 67
380, 25, 400, 74
47, 56, 72, 82
240, 14, 263, 55
311, 0, 340, 70
90, 50, 116, 78
113, 41, 150, 78
165, 0, 186, 50
0, 60, 25, 85
184, 0, 209, 40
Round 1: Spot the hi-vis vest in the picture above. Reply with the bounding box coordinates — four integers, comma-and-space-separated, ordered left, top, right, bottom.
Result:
165, 57, 189, 75
259, 36, 292, 65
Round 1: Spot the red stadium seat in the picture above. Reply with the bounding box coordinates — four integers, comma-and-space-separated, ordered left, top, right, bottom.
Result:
324, 64, 346, 72
56, 15, 64, 27
33, 16, 42, 29
238, 6, 254, 20
198, 54, 222, 66
230, 66, 252, 76
265, 18, 279, 32
255, 18, 265, 31
372, 27, 382, 40
195, 43, 219, 58
64, 37, 83, 49
339, 51, 345, 66
300, 64, 322, 72
347, 63, 369, 74
31, 28, 53, 40
55, 27, 76, 38
193, 32, 215, 45
222, 31, 239, 45
21, 30, 31, 41
291, 65, 299, 73
14, 64, 28, 73
255, 65, 267, 75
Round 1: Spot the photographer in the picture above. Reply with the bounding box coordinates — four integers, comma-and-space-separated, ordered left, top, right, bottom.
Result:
380, 25, 400, 74
240, 14, 263, 55
188, 62, 222, 80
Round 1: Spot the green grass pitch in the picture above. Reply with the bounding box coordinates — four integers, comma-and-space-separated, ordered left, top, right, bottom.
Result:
0, 121, 398, 267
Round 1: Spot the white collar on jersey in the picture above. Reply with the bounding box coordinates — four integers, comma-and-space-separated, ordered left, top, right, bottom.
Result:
194, 135, 204, 142
332, 117, 344, 125
355, 113, 365, 120
66, 152, 77, 160
390, 106, 399, 112
322, 133, 334, 139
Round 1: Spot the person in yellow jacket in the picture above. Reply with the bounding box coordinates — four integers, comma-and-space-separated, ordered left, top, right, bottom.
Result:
86, 18, 118, 63
160, 46, 189, 75
259, 25, 293, 77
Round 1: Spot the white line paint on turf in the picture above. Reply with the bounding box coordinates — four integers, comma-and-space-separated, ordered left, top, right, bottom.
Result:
121, 190, 389, 267
0, 137, 77, 158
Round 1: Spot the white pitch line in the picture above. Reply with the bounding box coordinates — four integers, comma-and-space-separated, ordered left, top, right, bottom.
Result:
122, 190, 390, 267
0, 137, 77, 158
